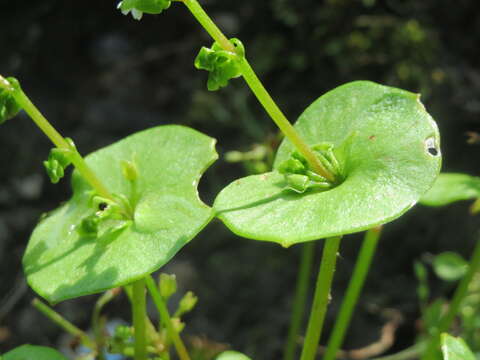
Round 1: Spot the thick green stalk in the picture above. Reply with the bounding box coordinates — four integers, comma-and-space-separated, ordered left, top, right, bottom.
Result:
178, 0, 334, 182
3, 77, 113, 201
284, 242, 316, 360
146, 275, 191, 360
132, 279, 147, 360
421, 239, 480, 360
300, 236, 342, 360
32, 298, 96, 350
323, 227, 382, 360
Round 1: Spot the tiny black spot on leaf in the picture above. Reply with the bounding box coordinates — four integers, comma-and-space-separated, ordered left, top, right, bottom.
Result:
428, 147, 438, 156
98, 202, 108, 211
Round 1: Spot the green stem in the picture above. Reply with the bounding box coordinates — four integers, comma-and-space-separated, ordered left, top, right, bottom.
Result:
7, 78, 113, 200
323, 227, 382, 360
32, 298, 96, 350
179, 0, 334, 182
300, 236, 342, 360
284, 242, 316, 360
181, 0, 234, 53
132, 279, 147, 360
146, 275, 191, 360
421, 239, 480, 360
92, 288, 121, 360
371, 343, 424, 360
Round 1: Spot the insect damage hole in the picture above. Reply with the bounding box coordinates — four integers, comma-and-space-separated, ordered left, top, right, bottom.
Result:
425, 137, 439, 156
98, 202, 108, 211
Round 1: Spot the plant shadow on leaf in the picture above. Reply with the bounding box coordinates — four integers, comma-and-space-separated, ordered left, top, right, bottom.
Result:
216, 177, 332, 214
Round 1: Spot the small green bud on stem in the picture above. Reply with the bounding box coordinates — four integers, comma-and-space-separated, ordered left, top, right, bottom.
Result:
0, 76, 21, 124
159, 273, 177, 300
194, 38, 245, 91
174, 291, 198, 317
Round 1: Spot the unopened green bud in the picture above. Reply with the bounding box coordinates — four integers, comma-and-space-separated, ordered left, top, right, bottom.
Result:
43, 158, 65, 184
78, 215, 100, 237
114, 325, 134, 340
284, 174, 309, 193
0, 76, 21, 124
194, 39, 244, 91
305, 170, 327, 183
175, 291, 198, 317
224, 151, 244, 163
291, 151, 308, 166
171, 317, 185, 333
159, 273, 177, 300
277, 158, 305, 175
121, 159, 138, 182
43, 139, 76, 184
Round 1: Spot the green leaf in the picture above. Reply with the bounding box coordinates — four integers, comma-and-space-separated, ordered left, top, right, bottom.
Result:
216, 350, 252, 360
3, 345, 68, 360
433, 251, 468, 282
441, 333, 476, 360
23, 125, 217, 303
194, 39, 245, 91
420, 173, 480, 207
214, 81, 441, 246
0, 77, 21, 124
118, 0, 171, 20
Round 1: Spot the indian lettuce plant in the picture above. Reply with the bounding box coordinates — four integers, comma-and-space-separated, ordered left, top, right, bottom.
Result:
2, 1, 476, 359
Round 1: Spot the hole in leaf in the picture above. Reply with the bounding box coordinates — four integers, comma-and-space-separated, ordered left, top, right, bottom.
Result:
425, 137, 439, 157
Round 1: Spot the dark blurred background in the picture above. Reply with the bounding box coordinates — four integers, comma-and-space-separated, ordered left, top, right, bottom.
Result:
0, 0, 479, 358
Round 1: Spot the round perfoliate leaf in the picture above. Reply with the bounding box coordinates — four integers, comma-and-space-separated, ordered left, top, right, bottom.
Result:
23, 125, 217, 303
420, 173, 480, 207
214, 81, 441, 246
433, 252, 468, 282
441, 333, 476, 360
3, 345, 68, 360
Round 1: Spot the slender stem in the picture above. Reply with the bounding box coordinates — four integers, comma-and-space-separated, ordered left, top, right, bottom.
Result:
146, 275, 191, 360
181, 0, 234, 52
371, 343, 424, 360
178, 0, 334, 182
7, 79, 113, 200
323, 227, 382, 360
421, 240, 480, 360
92, 288, 121, 360
284, 242, 316, 360
300, 236, 342, 360
132, 279, 147, 360
32, 298, 96, 350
